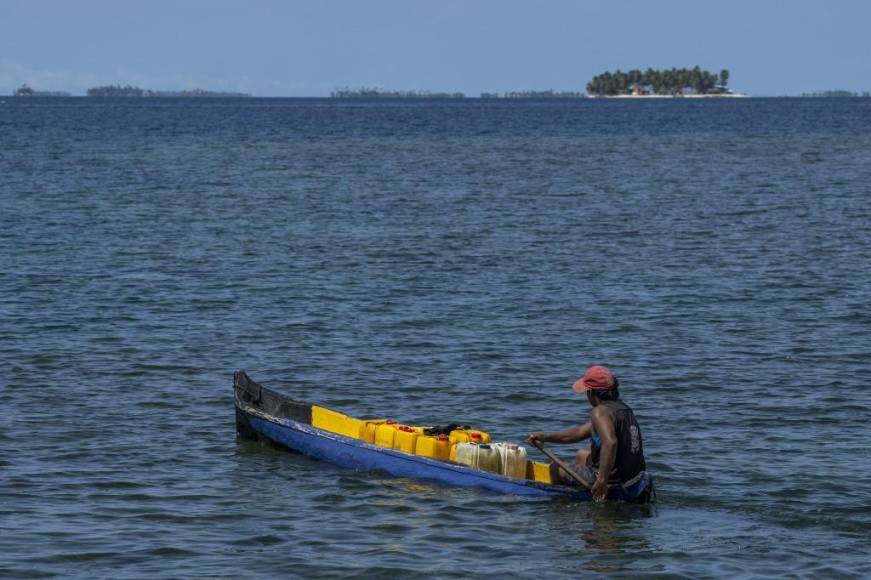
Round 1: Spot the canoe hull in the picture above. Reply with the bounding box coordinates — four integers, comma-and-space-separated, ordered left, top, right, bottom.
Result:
239, 406, 588, 498
233, 370, 649, 501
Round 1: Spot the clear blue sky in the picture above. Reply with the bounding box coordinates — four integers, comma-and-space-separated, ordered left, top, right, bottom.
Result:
2, 0, 869, 96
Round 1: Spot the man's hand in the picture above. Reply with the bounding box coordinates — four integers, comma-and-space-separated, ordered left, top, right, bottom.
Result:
591, 477, 609, 502
527, 432, 547, 446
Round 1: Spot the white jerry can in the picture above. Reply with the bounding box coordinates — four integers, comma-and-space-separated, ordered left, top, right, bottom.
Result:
454, 442, 478, 467
454, 443, 503, 475
475, 444, 502, 474
493, 442, 528, 479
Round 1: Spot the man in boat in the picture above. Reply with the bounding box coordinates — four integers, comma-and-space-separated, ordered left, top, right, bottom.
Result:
528, 365, 650, 502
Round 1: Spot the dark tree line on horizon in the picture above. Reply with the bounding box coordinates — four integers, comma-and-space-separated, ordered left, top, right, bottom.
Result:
86, 84, 250, 97
12, 84, 70, 97
88, 85, 146, 97
586, 67, 730, 96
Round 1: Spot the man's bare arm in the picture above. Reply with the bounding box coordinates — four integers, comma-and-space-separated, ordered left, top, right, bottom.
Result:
528, 421, 592, 445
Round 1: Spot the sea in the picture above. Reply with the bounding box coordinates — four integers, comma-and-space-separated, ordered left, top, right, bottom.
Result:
1, 97, 869, 578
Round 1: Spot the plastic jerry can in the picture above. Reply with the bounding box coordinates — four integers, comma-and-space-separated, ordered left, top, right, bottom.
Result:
415, 434, 449, 460
454, 442, 478, 467
434, 434, 451, 460
393, 426, 418, 454
476, 444, 502, 474
418, 434, 451, 460
415, 435, 437, 458
359, 419, 389, 444
471, 431, 491, 444
525, 460, 552, 484
449, 443, 458, 462
310, 406, 349, 435
374, 421, 399, 448
451, 429, 492, 445
493, 443, 528, 479
341, 417, 364, 440
449, 430, 472, 446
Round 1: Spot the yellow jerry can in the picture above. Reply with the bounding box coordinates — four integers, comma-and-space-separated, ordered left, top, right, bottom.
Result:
416, 434, 451, 461
450, 429, 492, 446
525, 460, 552, 484
393, 426, 418, 454
374, 421, 399, 448
340, 417, 364, 440
359, 419, 388, 444
311, 406, 348, 435
470, 431, 491, 444
449, 430, 471, 446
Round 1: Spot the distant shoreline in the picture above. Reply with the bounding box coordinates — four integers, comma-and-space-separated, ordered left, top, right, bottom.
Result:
6, 93, 871, 100
6, 81, 871, 100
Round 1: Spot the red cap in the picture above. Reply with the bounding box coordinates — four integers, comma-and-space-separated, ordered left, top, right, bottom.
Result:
572, 365, 617, 393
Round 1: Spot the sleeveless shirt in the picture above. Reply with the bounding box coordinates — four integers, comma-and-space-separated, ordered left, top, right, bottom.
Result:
589, 399, 646, 484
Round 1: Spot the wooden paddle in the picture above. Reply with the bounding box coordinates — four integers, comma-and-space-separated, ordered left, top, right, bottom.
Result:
531, 440, 594, 490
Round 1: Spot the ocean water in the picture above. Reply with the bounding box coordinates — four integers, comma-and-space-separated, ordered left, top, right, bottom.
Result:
1, 97, 869, 578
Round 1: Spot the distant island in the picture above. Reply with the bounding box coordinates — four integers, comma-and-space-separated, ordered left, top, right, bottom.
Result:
86, 85, 251, 97
13, 84, 71, 97
480, 90, 583, 99
331, 87, 465, 99
586, 67, 742, 97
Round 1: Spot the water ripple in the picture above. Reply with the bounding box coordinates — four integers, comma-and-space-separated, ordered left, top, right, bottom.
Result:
1, 97, 870, 577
